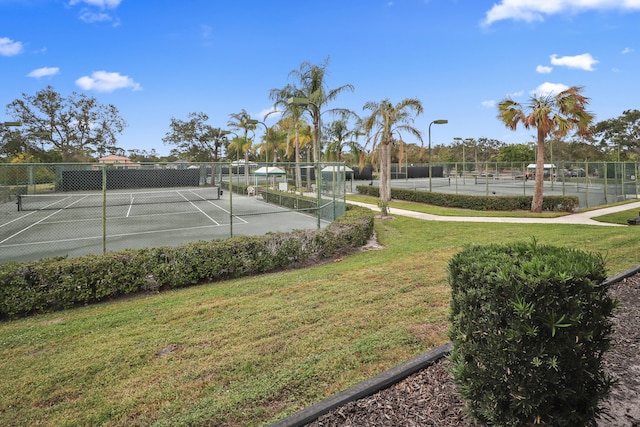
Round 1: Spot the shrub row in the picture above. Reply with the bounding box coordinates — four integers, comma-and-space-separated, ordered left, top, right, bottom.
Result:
356, 185, 579, 212
448, 241, 617, 426
0, 206, 374, 319
260, 189, 318, 212
219, 180, 248, 195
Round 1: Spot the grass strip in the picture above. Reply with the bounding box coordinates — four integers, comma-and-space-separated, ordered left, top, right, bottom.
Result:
1, 217, 639, 426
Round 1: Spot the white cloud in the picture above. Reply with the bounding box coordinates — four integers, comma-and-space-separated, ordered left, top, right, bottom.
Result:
483, 0, 640, 26
508, 90, 524, 97
27, 67, 60, 78
75, 71, 142, 92
79, 11, 113, 23
622, 47, 634, 54
70, 0, 121, 25
536, 65, 553, 74
530, 82, 570, 97
68, 0, 121, 8
550, 53, 598, 70
0, 37, 24, 56
481, 100, 496, 108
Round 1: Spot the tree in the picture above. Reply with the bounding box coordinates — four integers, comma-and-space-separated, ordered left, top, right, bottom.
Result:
362, 98, 423, 217
592, 109, 640, 161
269, 87, 311, 192
498, 86, 593, 212
127, 149, 161, 163
0, 129, 27, 160
256, 125, 283, 163
162, 112, 227, 162
5, 85, 126, 162
227, 109, 257, 186
496, 143, 534, 162
324, 114, 363, 162
287, 57, 354, 164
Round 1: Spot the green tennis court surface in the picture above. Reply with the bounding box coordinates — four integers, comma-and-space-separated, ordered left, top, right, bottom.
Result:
1, 190, 327, 263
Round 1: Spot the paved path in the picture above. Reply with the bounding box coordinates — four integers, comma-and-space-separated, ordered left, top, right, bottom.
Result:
348, 200, 640, 227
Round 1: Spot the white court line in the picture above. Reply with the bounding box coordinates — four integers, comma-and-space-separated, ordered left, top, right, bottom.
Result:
0, 223, 232, 248
0, 210, 39, 229
1, 194, 256, 248
201, 198, 249, 224
122, 189, 223, 224
0, 209, 66, 245
177, 190, 220, 224
42, 210, 205, 225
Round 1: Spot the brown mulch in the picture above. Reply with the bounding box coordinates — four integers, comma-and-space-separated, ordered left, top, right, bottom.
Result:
306, 273, 640, 427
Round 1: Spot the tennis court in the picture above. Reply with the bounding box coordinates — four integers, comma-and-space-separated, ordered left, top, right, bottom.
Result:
360, 174, 638, 209
0, 187, 327, 263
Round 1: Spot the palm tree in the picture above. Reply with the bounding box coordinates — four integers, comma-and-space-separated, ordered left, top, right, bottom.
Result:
362, 98, 424, 217
498, 86, 593, 212
324, 114, 362, 162
269, 88, 314, 193
228, 109, 257, 186
288, 57, 354, 164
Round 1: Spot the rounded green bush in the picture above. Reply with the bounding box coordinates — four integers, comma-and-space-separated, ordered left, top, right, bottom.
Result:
448, 241, 617, 426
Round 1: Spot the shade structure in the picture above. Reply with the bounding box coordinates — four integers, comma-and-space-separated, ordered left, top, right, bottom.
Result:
321, 165, 353, 173
253, 166, 286, 176
322, 165, 354, 178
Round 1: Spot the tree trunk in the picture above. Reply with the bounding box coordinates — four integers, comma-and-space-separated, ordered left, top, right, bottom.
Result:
379, 142, 392, 217
244, 149, 250, 187
531, 128, 545, 213
306, 143, 311, 191
295, 127, 302, 195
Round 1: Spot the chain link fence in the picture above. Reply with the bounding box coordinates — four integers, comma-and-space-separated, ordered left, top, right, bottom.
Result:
363, 161, 640, 209
0, 161, 348, 263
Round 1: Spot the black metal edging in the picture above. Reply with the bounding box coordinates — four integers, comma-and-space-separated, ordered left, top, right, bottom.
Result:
602, 263, 640, 286
268, 342, 453, 427
268, 264, 640, 427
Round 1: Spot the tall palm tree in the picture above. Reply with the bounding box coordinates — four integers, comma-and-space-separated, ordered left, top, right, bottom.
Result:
288, 57, 354, 164
269, 88, 312, 192
498, 86, 593, 212
256, 126, 281, 164
324, 114, 362, 162
362, 98, 424, 217
228, 109, 257, 186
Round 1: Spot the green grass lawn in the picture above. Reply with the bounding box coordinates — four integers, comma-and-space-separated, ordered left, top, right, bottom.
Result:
1, 216, 639, 426
346, 194, 568, 217
593, 207, 640, 225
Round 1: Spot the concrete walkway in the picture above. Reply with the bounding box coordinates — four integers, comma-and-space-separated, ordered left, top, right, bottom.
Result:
348, 200, 640, 227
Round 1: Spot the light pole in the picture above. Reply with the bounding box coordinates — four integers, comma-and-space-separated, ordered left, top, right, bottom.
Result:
454, 137, 464, 185
223, 129, 240, 238
428, 119, 448, 192
1, 121, 22, 129
247, 118, 272, 188
0, 121, 22, 138
287, 97, 322, 229
246, 119, 270, 162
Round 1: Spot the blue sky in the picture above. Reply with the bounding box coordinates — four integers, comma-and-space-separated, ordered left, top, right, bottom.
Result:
1, 0, 639, 156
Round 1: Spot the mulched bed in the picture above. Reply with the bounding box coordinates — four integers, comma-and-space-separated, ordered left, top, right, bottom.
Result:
306, 273, 640, 427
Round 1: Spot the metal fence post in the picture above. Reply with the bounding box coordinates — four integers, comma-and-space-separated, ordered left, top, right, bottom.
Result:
102, 164, 107, 254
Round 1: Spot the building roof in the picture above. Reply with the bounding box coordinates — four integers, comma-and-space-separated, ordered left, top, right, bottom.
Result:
99, 155, 132, 163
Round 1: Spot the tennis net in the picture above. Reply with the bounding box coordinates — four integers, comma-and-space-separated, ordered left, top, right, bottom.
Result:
17, 187, 221, 211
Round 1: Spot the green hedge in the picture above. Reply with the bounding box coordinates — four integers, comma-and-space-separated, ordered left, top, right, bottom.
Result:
356, 185, 579, 212
0, 206, 374, 319
219, 181, 248, 195
448, 241, 617, 426
260, 189, 318, 213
